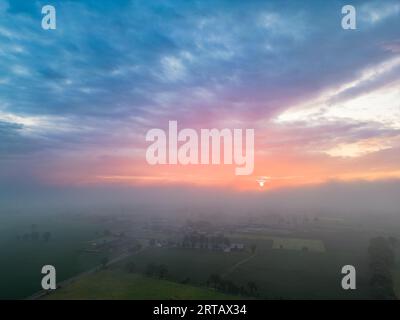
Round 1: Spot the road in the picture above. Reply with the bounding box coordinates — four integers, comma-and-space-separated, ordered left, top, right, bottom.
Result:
222, 253, 257, 278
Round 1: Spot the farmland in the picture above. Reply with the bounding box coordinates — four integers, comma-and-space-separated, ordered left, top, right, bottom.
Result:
0, 213, 109, 299
117, 244, 369, 299
1, 210, 399, 300
45, 270, 239, 300
125, 248, 249, 285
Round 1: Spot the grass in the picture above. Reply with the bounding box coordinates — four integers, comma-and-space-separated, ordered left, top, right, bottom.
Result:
0, 213, 108, 299
0, 212, 385, 300
124, 242, 371, 299
271, 237, 325, 252
45, 270, 240, 300
125, 247, 249, 285
225, 249, 371, 299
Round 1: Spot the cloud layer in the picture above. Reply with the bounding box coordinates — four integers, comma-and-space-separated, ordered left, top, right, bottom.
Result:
0, 0, 399, 189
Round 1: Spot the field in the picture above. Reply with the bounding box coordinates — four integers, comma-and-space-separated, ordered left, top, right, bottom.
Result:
125, 221, 382, 300
224, 230, 371, 299
45, 270, 239, 300
125, 247, 249, 285
230, 232, 326, 252
118, 222, 389, 300
1, 211, 397, 300
0, 213, 108, 299
271, 237, 325, 252
226, 249, 369, 299
117, 242, 370, 299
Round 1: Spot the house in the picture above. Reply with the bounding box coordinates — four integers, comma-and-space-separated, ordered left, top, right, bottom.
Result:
230, 243, 245, 251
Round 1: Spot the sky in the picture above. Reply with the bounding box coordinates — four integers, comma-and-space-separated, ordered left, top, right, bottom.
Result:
1, 0, 400, 192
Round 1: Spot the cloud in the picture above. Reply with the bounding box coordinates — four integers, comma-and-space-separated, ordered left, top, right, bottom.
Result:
0, 120, 41, 155
323, 137, 394, 158
0, 0, 400, 187
0, 0, 9, 14
383, 40, 400, 53
274, 53, 400, 132
160, 56, 187, 81
360, 0, 400, 25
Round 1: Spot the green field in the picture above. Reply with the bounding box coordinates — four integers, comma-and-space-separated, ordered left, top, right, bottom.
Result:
122, 243, 371, 299
1, 211, 395, 300
271, 237, 325, 252
45, 270, 239, 300
0, 213, 108, 299
225, 232, 372, 299
124, 247, 249, 284
226, 249, 371, 299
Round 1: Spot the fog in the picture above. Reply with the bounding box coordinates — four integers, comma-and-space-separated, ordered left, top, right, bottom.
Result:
1, 179, 400, 218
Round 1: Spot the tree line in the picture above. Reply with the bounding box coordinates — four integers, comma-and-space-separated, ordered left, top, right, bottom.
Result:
16, 224, 52, 242
207, 273, 258, 297
368, 236, 398, 299
181, 232, 231, 249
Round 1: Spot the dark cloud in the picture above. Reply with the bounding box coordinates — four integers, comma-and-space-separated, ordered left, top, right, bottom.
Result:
0, 121, 41, 155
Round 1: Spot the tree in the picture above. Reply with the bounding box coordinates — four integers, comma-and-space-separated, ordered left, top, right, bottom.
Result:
101, 257, 109, 268
126, 262, 136, 273
247, 281, 258, 296
208, 274, 221, 289
368, 237, 396, 299
145, 263, 156, 277
181, 277, 190, 284
368, 237, 395, 269
199, 234, 206, 248
158, 264, 168, 279
31, 231, 39, 241
223, 237, 231, 247
388, 236, 398, 248
224, 280, 239, 294
42, 232, 51, 242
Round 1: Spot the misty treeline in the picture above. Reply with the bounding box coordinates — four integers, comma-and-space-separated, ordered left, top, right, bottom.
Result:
368, 236, 398, 299
15, 224, 52, 242
181, 233, 231, 249
131, 262, 259, 298
145, 263, 169, 279
207, 273, 259, 298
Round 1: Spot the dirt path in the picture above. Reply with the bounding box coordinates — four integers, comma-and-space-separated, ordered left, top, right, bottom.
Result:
222, 253, 257, 278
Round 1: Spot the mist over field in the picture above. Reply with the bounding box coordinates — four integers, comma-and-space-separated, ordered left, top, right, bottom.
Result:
2, 178, 400, 300
2, 179, 400, 217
